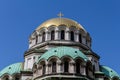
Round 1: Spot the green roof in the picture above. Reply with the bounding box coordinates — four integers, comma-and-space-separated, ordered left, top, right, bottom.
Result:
38, 46, 88, 63
100, 65, 119, 78
0, 62, 23, 77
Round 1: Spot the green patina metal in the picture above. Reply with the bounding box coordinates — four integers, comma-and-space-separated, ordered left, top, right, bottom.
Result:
100, 65, 119, 78
37, 46, 88, 63
0, 62, 23, 77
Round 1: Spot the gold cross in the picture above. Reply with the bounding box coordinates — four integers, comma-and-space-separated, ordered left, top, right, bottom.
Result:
57, 12, 64, 18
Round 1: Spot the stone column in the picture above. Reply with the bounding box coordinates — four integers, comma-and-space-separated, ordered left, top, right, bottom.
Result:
38, 34, 42, 43
9, 76, 13, 80
75, 32, 79, 42
82, 63, 86, 75
31, 37, 36, 46
57, 61, 62, 73
55, 30, 60, 40
48, 64, 51, 74
45, 31, 48, 41
45, 63, 48, 74
65, 30, 70, 40
29, 38, 32, 48
82, 35, 86, 45
47, 31, 51, 41
69, 61, 75, 73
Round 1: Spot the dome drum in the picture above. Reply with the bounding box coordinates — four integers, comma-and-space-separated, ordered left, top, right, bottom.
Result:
29, 20, 92, 50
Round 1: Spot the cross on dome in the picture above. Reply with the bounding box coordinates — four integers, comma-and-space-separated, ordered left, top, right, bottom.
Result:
57, 12, 64, 18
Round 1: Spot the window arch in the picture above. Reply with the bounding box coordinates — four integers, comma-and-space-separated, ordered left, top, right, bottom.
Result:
61, 30, 65, 40
112, 77, 119, 80
76, 62, 80, 73
6, 78, 9, 80
42, 64, 46, 75
52, 61, 56, 73
42, 32, 45, 42
51, 30, 55, 40
75, 59, 82, 74
13, 75, 20, 80
64, 61, 69, 72
86, 62, 93, 78
35, 35, 38, 44
15, 77, 20, 80
2, 75, 9, 80
62, 57, 71, 73
40, 61, 46, 75
104, 77, 109, 80
70, 31, 74, 41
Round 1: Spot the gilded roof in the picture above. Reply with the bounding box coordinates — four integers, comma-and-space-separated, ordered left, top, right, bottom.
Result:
0, 62, 23, 77
36, 18, 86, 31
37, 46, 88, 63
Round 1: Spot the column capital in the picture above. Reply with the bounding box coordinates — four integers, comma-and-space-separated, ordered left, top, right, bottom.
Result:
69, 61, 75, 65
65, 30, 70, 33
57, 61, 62, 65
55, 30, 60, 32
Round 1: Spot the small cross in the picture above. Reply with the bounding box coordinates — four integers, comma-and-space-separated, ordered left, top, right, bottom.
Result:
57, 12, 64, 18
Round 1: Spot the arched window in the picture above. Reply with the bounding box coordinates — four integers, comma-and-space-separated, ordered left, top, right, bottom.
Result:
15, 77, 19, 80
86, 62, 93, 78
76, 60, 80, 74
104, 77, 109, 80
6, 78, 9, 80
42, 64, 46, 75
52, 62, 56, 73
79, 34, 82, 43
42, 32, 45, 42
61, 30, 65, 40
112, 77, 119, 80
70, 31, 74, 41
51, 30, 55, 40
86, 37, 88, 45
64, 61, 69, 72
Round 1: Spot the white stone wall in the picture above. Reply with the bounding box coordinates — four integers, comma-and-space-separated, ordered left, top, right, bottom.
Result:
24, 53, 40, 70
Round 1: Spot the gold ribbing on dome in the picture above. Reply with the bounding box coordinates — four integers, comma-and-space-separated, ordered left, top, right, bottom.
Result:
36, 14, 86, 32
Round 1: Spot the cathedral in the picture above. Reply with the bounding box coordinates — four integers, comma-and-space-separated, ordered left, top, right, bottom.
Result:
0, 14, 119, 80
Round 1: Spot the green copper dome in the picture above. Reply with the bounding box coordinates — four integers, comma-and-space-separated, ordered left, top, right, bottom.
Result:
0, 62, 23, 77
38, 46, 88, 63
100, 66, 119, 78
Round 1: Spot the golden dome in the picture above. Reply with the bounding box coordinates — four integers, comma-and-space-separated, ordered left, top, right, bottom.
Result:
36, 18, 86, 31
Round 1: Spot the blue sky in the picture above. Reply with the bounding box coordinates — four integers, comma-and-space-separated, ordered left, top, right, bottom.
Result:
0, 0, 120, 74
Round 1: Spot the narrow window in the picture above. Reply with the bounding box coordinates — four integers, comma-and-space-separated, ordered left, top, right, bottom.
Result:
51, 31, 55, 40
6, 78, 9, 80
42, 32, 45, 42
52, 62, 56, 73
86, 38, 88, 45
15, 77, 19, 80
76, 61, 80, 73
70, 31, 74, 41
79, 34, 82, 43
36, 35, 38, 44
64, 61, 69, 72
43, 64, 45, 74
61, 30, 65, 40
